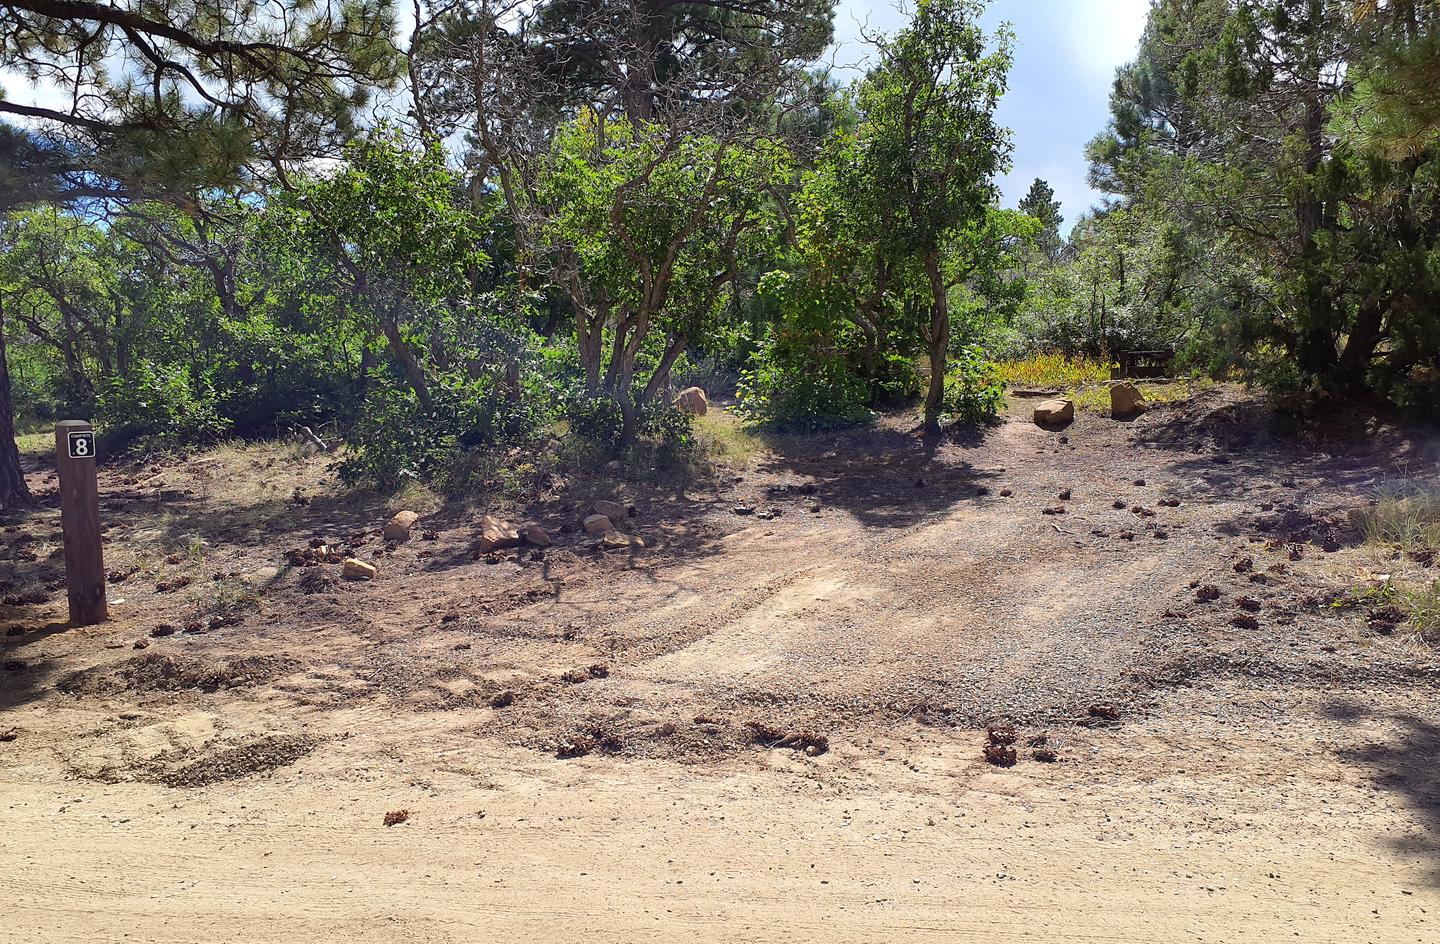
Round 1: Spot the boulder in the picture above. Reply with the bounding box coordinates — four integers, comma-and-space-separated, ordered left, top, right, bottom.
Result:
583, 514, 613, 534
589, 499, 628, 522
383, 510, 421, 542
521, 523, 553, 548
1110, 382, 1148, 419
341, 558, 376, 581
1034, 398, 1074, 426
477, 515, 522, 552
674, 386, 708, 415
599, 529, 645, 550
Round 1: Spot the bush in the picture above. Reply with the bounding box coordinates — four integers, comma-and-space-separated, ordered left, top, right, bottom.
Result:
339, 370, 548, 490
868, 351, 923, 405
98, 362, 230, 451
943, 345, 1006, 425
735, 331, 873, 429
640, 399, 696, 466
564, 392, 624, 452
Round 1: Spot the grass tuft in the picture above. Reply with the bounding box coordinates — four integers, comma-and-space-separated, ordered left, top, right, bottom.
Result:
693, 410, 765, 470
1353, 483, 1440, 552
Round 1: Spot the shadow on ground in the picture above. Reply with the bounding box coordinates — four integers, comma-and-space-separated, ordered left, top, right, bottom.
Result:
1327, 698, 1440, 888
750, 420, 1003, 530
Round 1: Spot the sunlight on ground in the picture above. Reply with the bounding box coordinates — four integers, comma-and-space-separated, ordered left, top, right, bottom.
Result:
694, 410, 766, 470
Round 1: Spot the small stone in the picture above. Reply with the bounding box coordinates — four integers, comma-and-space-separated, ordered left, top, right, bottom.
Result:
341, 558, 376, 581
133, 638, 149, 649
477, 515, 523, 551
1059, 489, 1072, 501
521, 523, 553, 547
1110, 382, 1149, 419
599, 530, 645, 550
383, 510, 421, 542
590, 499, 627, 522
583, 514, 613, 534
999, 488, 1013, 498
674, 386, 708, 415
1034, 398, 1074, 426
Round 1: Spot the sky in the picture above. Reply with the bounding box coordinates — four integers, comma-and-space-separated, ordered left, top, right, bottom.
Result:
2, 1, 1151, 231
830, 0, 1153, 232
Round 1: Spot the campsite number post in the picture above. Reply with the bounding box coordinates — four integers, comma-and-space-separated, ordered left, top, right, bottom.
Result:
54, 420, 107, 626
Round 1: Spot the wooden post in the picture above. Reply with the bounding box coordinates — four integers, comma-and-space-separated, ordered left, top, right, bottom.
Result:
54, 420, 107, 626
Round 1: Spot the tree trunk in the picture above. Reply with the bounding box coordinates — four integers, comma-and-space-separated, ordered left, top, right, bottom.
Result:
576, 307, 604, 393
616, 355, 639, 452
1335, 298, 1388, 384
922, 251, 949, 433
0, 300, 34, 510
380, 315, 434, 412
640, 335, 686, 407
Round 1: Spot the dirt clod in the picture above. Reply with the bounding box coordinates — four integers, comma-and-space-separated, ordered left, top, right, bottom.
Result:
986, 724, 1018, 746
983, 743, 1017, 767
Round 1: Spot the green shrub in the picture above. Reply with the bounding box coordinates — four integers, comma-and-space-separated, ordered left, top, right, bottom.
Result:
98, 362, 230, 450
735, 331, 873, 430
565, 392, 625, 451
339, 370, 548, 490
943, 345, 1006, 424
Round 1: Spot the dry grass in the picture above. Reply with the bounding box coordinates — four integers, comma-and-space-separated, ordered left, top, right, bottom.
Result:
16, 431, 51, 459
694, 410, 765, 470
1350, 481, 1440, 643
997, 353, 1111, 390
1353, 483, 1440, 552
1000, 354, 1206, 415
1071, 379, 1208, 414
1407, 580, 1440, 642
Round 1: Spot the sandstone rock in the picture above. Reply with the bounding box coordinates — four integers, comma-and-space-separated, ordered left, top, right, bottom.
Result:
599, 529, 645, 549
521, 523, 553, 547
590, 499, 627, 522
1110, 382, 1148, 419
1033, 398, 1074, 426
583, 514, 613, 534
341, 558, 376, 581
383, 510, 421, 542
674, 386, 708, 415
477, 515, 522, 551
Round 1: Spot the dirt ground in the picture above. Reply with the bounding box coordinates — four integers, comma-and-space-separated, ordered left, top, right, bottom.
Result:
3, 386, 1439, 943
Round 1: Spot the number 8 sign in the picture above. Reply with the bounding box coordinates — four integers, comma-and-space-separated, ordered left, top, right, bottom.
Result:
67, 430, 95, 460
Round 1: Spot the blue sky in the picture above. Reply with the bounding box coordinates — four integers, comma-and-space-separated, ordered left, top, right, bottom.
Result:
830, 0, 1153, 233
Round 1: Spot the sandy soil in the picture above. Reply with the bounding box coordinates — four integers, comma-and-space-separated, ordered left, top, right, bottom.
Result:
2, 387, 1439, 943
